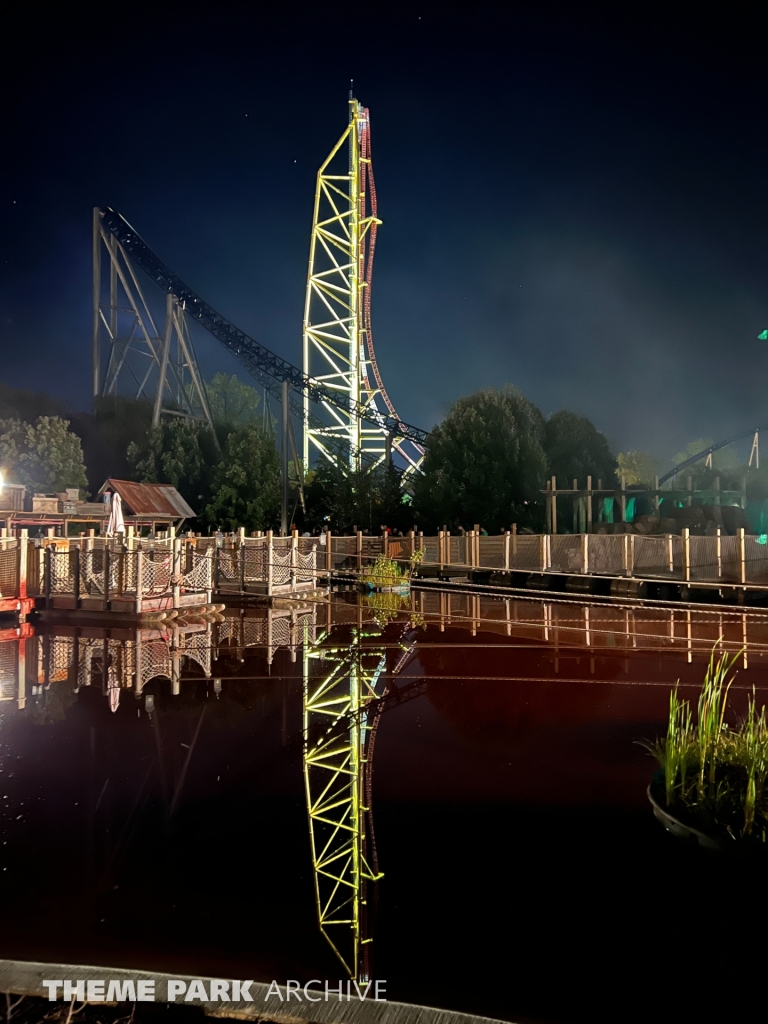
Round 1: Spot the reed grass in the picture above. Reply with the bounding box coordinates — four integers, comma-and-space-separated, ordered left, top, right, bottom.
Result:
359, 556, 408, 588
650, 641, 768, 842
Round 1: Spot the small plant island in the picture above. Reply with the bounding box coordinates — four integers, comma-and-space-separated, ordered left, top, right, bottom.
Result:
648, 645, 768, 848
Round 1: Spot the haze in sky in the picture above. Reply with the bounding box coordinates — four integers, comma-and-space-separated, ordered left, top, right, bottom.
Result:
3, 2, 768, 462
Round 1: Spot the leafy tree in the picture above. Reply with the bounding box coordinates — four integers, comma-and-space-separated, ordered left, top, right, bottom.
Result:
206, 373, 261, 430
412, 385, 546, 531
617, 450, 658, 486
0, 416, 87, 493
127, 418, 219, 513
544, 410, 616, 488
671, 437, 738, 472
303, 459, 410, 534
69, 396, 154, 494
205, 424, 280, 531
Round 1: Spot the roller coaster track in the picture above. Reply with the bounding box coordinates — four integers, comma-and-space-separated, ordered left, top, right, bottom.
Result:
658, 422, 768, 485
98, 208, 429, 450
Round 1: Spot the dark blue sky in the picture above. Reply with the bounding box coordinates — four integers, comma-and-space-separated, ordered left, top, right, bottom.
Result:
3, 2, 768, 461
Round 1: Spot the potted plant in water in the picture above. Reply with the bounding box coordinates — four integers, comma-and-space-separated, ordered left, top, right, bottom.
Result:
647, 644, 768, 850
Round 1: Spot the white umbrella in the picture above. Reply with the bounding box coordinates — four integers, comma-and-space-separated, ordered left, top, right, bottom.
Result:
105, 492, 125, 538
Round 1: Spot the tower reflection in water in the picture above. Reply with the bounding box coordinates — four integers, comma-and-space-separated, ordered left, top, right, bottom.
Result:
3, 592, 768, 987
0, 601, 415, 983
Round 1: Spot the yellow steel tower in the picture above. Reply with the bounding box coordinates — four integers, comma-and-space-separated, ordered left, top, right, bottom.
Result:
302, 96, 425, 473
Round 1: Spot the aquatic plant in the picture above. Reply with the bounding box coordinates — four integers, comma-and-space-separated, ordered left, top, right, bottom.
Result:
649, 642, 768, 842
362, 589, 411, 625
359, 555, 409, 588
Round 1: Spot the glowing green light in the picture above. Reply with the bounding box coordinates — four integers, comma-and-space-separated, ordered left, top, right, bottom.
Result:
758, 330, 768, 340
758, 535, 768, 545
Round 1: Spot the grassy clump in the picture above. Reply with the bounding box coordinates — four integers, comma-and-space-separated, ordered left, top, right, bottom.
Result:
360, 555, 408, 588
650, 643, 768, 843
359, 550, 424, 588
362, 590, 411, 625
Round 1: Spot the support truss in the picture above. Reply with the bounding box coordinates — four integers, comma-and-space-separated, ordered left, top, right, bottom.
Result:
92, 208, 214, 430
303, 627, 387, 980
302, 97, 425, 475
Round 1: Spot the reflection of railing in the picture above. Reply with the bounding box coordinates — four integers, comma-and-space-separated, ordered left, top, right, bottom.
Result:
215, 607, 317, 664
31, 623, 213, 708
303, 627, 388, 982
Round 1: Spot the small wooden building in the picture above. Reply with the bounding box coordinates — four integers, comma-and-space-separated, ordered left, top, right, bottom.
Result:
97, 479, 195, 532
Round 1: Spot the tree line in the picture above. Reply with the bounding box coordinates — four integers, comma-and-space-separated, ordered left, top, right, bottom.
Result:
0, 376, 757, 535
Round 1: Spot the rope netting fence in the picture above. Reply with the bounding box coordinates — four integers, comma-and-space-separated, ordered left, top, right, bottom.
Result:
31, 528, 768, 596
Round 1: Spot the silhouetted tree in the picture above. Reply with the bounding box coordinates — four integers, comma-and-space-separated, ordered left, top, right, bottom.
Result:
413, 385, 546, 531
127, 418, 220, 514
544, 410, 616, 487
205, 373, 261, 430
204, 424, 280, 531
303, 459, 410, 534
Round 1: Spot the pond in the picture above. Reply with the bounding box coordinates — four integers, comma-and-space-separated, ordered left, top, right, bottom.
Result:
0, 589, 767, 1023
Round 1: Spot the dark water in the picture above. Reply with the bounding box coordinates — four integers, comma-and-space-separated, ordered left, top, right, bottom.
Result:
1, 590, 767, 1023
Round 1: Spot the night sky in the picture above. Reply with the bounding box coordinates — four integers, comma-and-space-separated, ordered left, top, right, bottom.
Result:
3, 2, 768, 462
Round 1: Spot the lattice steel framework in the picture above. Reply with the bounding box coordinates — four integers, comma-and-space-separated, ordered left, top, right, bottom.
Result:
92, 208, 214, 430
303, 97, 425, 474
303, 627, 387, 980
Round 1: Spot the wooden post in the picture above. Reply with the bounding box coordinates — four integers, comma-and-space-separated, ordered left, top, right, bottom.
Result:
73, 545, 80, 609
240, 536, 247, 595
135, 550, 144, 614
44, 545, 51, 608
581, 533, 589, 575
666, 534, 674, 573
739, 527, 746, 585
587, 476, 593, 533
512, 523, 517, 558
682, 527, 691, 582
438, 529, 444, 572
620, 474, 627, 523
172, 536, 181, 609
357, 530, 363, 572
572, 479, 578, 534
104, 545, 111, 611
445, 529, 450, 567
545, 482, 552, 534
540, 533, 547, 572
382, 528, 388, 558
18, 529, 27, 602
267, 529, 274, 596
504, 531, 510, 571
326, 529, 332, 576
550, 476, 557, 534
291, 531, 298, 591
716, 527, 722, 579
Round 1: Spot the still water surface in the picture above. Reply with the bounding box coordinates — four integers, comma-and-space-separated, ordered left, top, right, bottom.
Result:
0, 590, 766, 1023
